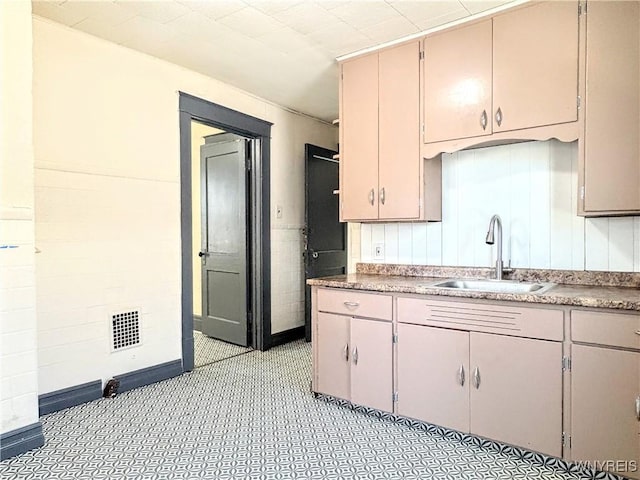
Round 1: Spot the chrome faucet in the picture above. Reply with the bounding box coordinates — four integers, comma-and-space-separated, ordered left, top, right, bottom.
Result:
485, 214, 506, 280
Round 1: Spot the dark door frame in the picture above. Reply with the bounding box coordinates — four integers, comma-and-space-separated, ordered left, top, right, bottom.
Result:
179, 92, 273, 372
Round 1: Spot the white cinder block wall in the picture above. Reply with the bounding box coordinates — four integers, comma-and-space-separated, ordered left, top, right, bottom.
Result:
1, 1, 40, 435
360, 140, 640, 272
32, 17, 336, 396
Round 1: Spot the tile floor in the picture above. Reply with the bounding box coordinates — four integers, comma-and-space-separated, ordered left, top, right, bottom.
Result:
194, 330, 252, 368
0, 341, 611, 479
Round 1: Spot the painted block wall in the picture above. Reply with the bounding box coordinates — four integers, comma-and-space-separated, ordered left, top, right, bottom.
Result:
1, 1, 40, 435
32, 17, 336, 396
360, 140, 640, 272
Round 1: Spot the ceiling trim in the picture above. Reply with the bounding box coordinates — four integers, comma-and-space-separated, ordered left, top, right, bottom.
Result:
335, 0, 530, 62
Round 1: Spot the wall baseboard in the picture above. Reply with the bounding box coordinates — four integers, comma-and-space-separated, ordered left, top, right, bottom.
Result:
1, 423, 45, 461
193, 315, 202, 332
271, 326, 304, 347
116, 360, 183, 394
39, 380, 103, 416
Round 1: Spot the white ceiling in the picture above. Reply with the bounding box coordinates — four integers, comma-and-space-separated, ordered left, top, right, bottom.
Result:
32, 0, 519, 122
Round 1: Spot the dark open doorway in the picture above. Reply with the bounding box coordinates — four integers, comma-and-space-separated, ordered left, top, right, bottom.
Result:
179, 93, 273, 372
303, 143, 347, 342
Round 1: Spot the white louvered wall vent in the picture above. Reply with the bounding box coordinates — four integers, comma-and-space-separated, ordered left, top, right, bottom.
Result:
111, 310, 141, 351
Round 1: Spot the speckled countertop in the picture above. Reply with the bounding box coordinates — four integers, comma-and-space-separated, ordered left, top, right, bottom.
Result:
307, 264, 640, 312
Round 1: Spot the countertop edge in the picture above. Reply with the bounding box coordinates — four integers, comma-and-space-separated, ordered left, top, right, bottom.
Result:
306, 278, 640, 312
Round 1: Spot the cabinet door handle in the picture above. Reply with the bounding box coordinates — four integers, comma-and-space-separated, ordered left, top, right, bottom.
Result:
343, 344, 349, 362
480, 110, 488, 131
495, 107, 503, 127
343, 301, 359, 308
636, 396, 640, 421
380, 187, 386, 205
458, 365, 465, 387
368, 188, 375, 206
473, 367, 481, 389
352, 347, 358, 365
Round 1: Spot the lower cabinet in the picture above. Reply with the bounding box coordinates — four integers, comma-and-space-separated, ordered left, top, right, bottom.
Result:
315, 312, 393, 412
470, 332, 562, 457
570, 309, 640, 479
571, 345, 640, 479
397, 323, 563, 457
315, 312, 350, 401
397, 324, 469, 432
313, 287, 639, 475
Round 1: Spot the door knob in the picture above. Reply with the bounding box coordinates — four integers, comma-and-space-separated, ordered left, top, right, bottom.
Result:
198, 251, 208, 257
312, 252, 319, 259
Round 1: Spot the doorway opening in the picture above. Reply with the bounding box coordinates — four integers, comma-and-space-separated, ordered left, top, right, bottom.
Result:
179, 93, 273, 373
191, 123, 253, 367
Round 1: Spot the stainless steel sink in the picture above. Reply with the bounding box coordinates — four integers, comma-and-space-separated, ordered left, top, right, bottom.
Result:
431, 279, 555, 295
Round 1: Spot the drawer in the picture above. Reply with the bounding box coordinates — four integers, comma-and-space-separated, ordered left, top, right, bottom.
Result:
397, 297, 563, 341
317, 288, 392, 321
571, 310, 640, 350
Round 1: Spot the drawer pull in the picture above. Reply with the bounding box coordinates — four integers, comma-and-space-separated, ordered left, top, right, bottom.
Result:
473, 367, 481, 389
635, 330, 640, 335
343, 301, 360, 308
636, 396, 640, 422
343, 344, 349, 362
352, 347, 359, 365
457, 365, 465, 387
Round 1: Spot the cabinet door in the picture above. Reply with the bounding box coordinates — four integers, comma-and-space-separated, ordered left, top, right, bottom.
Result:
315, 312, 350, 401
492, 1, 579, 132
423, 20, 492, 143
571, 345, 640, 479
582, 1, 640, 213
397, 324, 470, 432
341, 54, 379, 221
470, 333, 563, 457
378, 42, 420, 220
350, 318, 393, 412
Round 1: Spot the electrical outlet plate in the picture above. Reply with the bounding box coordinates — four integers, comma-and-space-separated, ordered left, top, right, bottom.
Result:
374, 243, 384, 260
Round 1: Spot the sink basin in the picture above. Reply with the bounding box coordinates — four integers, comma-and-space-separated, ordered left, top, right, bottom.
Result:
431, 279, 554, 295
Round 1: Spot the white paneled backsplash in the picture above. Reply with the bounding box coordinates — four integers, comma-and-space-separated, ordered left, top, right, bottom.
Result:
359, 140, 640, 272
